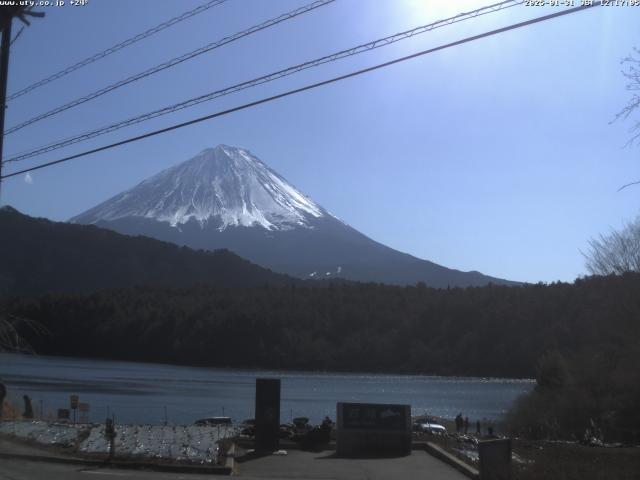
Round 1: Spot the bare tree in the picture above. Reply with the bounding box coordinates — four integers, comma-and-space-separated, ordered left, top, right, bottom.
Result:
614, 48, 640, 142
0, 312, 46, 353
584, 217, 640, 275
614, 48, 640, 190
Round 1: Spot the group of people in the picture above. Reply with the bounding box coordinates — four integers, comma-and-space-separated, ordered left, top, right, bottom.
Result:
455, 412, 488, 436
454, 413, 469, 434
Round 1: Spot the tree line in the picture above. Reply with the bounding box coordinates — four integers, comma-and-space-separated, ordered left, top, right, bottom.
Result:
4, 273, 639, 379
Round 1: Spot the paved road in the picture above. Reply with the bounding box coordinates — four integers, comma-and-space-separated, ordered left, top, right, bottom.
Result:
235, 449, 469, 480
0, 458, 216, 480
0, 444, 469, 480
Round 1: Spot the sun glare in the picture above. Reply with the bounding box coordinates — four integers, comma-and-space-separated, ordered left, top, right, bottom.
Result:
403, 0, 489, 23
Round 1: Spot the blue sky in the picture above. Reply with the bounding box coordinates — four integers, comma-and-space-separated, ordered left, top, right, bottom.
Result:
0, 0, 638, 283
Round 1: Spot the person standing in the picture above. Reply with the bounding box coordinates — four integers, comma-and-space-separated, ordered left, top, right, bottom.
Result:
22, 395, 33, 419
0, 382, 6, 419
455, 413, 462, 433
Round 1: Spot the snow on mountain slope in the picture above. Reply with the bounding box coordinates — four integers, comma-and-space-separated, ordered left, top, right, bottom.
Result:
72, 145, 325, 231
71, 144, 517, 287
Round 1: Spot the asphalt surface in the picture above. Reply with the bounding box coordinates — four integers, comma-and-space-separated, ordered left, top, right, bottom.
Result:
0, 450, 471, 480
0, 434, 470, 480
235, 449, 470, 479
0, 458, 215, 480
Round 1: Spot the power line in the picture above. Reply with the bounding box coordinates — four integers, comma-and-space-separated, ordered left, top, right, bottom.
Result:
9, 26, 24, 46
3, 0, 522, 164
0, 3, 599, 181
4, 0, 336, 136
3, 0, 519, 160
6, 0, 228, 102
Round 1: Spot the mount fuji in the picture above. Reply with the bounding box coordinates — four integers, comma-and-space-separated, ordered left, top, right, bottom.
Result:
71, 145, 514, 287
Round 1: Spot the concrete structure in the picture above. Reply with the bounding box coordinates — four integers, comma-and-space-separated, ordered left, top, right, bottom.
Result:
478, 438, 511, 480
336, 402, 411, 457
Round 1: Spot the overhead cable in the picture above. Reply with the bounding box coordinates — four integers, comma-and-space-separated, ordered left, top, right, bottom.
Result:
6, 0, 228, 101
0, 3, 600, 181
4, 0, 335, 135
3, 0, 521, 163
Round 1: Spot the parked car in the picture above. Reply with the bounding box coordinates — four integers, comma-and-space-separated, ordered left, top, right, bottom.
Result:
238, 419, 254, 436
194, 416, 232, 426
413, 418, 447, 435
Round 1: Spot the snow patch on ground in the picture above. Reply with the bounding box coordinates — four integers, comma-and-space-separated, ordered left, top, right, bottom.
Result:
1, 421, 237, 464
0, 421, 82, 448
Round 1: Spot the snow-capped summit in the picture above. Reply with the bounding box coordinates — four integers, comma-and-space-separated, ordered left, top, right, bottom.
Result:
72, 145, 325, 231
71, 145, 515, 287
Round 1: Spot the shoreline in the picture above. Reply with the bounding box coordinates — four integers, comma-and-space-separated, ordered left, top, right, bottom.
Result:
1, 352, 531, 428
0, 351, 536, 382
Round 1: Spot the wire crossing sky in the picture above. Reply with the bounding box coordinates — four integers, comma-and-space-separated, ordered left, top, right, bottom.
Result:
3, 0, 336, 136
0, 3, 599, 180
6, 0, 228, 101
1, 0, 638, 284
2, 0, 520, 164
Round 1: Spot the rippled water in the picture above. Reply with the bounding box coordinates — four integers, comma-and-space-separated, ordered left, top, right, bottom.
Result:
0, 353, 533, 425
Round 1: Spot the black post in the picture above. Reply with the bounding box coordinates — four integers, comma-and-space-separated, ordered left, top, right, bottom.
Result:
255, 378, 281, 452
0, 382, 6, 419
105, 416, 116, 460
0, 19, 12, 188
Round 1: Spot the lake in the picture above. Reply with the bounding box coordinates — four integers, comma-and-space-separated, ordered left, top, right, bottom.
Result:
0, 353, 533, 426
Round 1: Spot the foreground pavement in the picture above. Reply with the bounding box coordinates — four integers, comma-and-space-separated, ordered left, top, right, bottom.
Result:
0, 433, 471, 480
0, 450, 470, 480
235, 449, 470, 480
0, 458, 215, 480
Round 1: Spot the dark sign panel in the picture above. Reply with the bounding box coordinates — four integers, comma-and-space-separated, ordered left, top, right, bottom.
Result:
342, 403, 407, 430
255, 378, 281, 452
337, 402, 412, 457
57, 408, 70, 420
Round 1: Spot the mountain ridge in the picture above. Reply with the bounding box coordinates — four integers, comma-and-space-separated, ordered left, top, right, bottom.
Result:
0, 206, 300, 295
71, 145, 517, 287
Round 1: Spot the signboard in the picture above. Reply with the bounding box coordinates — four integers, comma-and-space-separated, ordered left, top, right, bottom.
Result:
78, 402, 90, 423
337, 402, 411, 457
57, 408, 70, 420
342, 403, 407, 430
70, 394, 79, 410
255, 378, 281, 452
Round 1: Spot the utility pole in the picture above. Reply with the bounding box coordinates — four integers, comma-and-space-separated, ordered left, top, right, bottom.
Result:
0, 7, 44, 193
0, 18, 12, 188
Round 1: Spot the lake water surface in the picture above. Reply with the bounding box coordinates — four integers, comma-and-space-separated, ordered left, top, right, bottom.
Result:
0, 353, 533, 426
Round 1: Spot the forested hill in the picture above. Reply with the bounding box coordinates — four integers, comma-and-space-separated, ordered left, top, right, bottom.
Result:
0, 206, 298, 294
7, 273, 640, 378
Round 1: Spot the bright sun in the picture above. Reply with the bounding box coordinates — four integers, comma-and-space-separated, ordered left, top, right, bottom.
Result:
403, 0, 488, 23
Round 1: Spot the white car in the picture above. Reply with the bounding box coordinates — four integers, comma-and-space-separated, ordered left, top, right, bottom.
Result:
194, 416, 232, 426
414, 419, 447, 435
